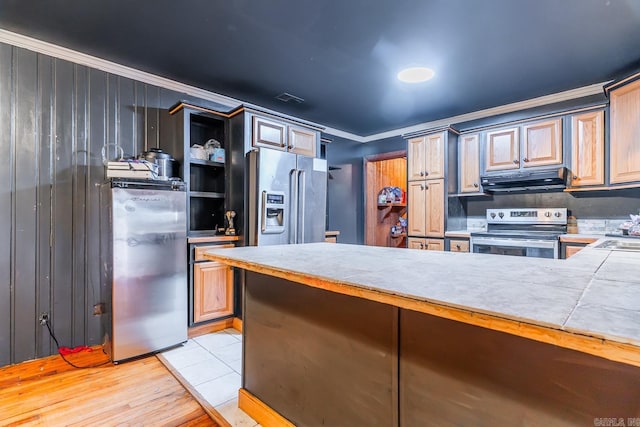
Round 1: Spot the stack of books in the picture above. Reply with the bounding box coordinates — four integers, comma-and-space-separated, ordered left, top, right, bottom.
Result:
106, 160, 158, 179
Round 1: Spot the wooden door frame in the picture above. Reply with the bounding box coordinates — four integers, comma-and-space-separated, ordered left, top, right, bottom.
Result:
363, 150, 407, 246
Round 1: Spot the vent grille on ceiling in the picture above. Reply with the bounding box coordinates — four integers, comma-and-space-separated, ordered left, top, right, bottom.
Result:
275, 92, 305, 104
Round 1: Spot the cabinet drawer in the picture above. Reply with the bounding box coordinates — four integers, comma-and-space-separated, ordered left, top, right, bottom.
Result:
194, 243, 234, 261
449, 239, 469, 252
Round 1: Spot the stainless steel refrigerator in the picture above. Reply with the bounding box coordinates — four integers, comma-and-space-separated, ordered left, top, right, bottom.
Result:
100, 179, 188, 363
247, 149, 327, 246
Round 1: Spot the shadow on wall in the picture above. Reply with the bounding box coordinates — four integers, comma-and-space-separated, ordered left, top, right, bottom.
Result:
327, 164, 358, 244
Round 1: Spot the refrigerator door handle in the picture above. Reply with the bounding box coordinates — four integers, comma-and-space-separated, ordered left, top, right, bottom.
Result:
298, 169, 306, 243
289, 168, 298, 244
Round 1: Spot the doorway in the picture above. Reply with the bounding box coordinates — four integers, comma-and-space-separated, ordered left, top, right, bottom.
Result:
364, 151, 407, 247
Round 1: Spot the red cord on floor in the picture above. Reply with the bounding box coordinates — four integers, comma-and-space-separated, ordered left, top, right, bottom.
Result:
58, 346, 93, 355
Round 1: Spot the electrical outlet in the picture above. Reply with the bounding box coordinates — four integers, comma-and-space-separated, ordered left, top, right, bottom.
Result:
38, 313, 49, 325
93, 303, 105, 316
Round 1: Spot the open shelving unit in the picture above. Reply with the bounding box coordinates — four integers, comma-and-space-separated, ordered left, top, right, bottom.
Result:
377, 203, 407, 248
160, 102, 229, 236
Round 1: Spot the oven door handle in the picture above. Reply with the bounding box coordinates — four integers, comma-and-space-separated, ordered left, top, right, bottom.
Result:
470, 237, 557, 249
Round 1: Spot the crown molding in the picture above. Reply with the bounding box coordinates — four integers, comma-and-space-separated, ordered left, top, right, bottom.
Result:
360, 81, 608, 142
0, 28, 608, 144
0, 29, 246, 109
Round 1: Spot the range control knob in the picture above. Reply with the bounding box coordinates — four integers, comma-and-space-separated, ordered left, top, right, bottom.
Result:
490, 212, 496, 219
498, 212, 504, 218
554, 212, 562, 218
545, 212, 552, 218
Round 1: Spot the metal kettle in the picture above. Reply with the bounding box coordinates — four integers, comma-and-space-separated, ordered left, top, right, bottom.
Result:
140, 148, 177, 180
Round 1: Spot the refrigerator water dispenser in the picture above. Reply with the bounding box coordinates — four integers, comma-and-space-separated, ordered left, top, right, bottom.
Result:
261, 190, 285, 234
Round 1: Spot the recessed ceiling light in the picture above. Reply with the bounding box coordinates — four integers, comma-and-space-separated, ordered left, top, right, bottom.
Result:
397, 67, 435, 83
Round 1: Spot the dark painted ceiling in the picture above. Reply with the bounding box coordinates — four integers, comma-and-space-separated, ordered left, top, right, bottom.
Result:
1, 0, 640, 136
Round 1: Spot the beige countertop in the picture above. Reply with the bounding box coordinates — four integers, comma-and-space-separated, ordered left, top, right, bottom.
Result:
444, 230, 472, 238
559, 234, 603, 243
204, 238, 640, 367
187, 235, 240, 244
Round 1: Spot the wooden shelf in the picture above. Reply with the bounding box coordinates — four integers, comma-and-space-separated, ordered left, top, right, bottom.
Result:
190, 158, 225, 168
190, 191, 225, 199
377, 203, 406, 207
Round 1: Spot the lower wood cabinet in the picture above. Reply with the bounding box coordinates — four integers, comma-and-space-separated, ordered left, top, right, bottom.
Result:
560, 237, 598, 259
193, 261, 234, 323
408, 237, 444, 251
564, 245, 585, 259
190, 241, 236, 325
448, 239, 470, 252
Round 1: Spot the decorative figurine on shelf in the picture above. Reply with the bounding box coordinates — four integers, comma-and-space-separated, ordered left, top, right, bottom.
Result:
377, 186, 404, 204
225, 210, 236, 236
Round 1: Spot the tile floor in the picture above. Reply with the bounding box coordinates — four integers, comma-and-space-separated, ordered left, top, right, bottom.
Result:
161, 328, 260, 427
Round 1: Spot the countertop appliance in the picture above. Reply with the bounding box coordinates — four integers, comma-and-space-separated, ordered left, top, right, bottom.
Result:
100, 178, 187, 363
470, 208, 567, 259
247, 149, 327, 246
140, 148, 178, 180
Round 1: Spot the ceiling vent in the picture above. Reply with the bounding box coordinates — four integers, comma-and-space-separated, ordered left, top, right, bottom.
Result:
275, 92, 305, 104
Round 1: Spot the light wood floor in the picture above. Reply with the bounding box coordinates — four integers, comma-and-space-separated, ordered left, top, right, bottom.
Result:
0, 347, 219, 426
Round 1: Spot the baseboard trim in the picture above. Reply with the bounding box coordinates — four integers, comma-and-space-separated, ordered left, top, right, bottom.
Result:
232, 317, 243, 332
238, 388, 295, 427
188, 317, 236, 339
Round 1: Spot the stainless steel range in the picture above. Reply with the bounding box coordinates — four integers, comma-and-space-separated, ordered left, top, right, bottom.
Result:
470, 208, 567, 259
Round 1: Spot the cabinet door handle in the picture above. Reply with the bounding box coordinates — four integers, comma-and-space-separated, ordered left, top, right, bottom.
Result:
424, 184, 429, 190
420, 242, 424, 249
424, 171, 429, 176
513, 159, 519, 164
573, 175, 578, 180
455, 244, 461, 250
420, 184, 424, 190
420, 171, 424, 176
473, 183, 479, 188
523, 158, 529, 162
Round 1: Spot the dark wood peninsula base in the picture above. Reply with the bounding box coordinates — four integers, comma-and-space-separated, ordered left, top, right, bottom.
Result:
203, 242, 640, 426
242, 271, 640, 426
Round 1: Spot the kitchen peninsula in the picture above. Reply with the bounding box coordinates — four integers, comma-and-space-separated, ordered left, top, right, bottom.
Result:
205, 242, 640, 426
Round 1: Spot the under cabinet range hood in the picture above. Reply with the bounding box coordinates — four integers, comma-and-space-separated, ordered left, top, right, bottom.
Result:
480, 167, 567, 193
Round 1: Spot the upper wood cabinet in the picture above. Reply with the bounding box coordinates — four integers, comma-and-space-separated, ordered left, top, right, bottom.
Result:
408, 132, 445, 181
485, 127, 519, 172
288, 126, 316, 157
485, 119, 562, 172
609, 78, 640, 184
570, 110, 604, 187
522, 119, 562, 168
459, 134, 481, 192
253, 116, 287, 150
407, 179, 444, 238
252, 115, 318, 157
